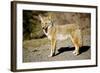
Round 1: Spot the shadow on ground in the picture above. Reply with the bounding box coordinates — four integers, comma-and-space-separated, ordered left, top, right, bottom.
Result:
55, 46, 90, 56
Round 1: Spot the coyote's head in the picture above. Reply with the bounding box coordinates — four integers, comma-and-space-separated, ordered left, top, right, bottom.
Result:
39, 15, 53, 30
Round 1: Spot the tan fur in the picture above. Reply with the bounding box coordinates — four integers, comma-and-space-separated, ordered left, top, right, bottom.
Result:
39, 15, 82, 57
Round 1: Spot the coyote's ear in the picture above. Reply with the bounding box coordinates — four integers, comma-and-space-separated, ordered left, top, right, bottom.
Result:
38, 14, 43, 22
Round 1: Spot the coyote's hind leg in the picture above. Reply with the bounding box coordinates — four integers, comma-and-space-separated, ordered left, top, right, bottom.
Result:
70, 36, 80, 55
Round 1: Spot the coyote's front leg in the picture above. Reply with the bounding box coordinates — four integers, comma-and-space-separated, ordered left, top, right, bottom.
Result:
48, 39, 56, 57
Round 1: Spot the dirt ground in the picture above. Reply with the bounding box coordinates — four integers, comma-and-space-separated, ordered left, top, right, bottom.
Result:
23, 34, 91, 63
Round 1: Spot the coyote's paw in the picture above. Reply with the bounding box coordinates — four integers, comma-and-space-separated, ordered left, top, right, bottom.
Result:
73, 50, 79, 56
48, 53, 55, 57
48, 54, 53, 57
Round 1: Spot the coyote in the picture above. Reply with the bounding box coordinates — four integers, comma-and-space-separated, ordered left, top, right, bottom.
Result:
39, 14, 82, 57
